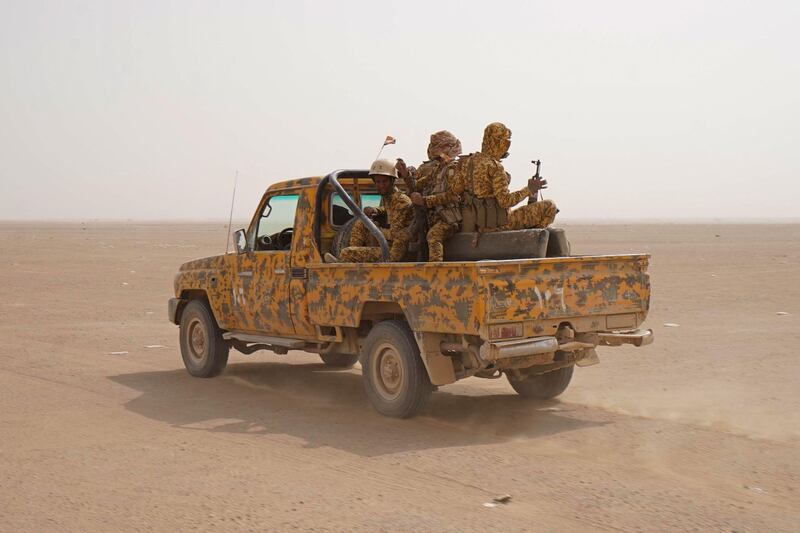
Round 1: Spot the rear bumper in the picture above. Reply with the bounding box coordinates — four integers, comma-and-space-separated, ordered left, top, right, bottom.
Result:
479, 328, 653, 363
597, 328, 654, 347
168, 298, 186, 325
479, 336, 559, 362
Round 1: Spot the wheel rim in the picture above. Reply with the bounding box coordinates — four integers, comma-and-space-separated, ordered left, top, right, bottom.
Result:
186, 317, 208, 363
371, 342, 404, 402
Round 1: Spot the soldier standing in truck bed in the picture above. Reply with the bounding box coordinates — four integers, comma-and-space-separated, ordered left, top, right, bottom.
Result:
325, 159, 412, 263
430, 122, 557, 232
396, 130, 463, 262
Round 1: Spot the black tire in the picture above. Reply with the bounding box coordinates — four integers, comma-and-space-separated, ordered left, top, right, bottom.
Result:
361, 320, 432, 418
507, 366, 574, 399
319, 352, 359, 368
179, 300, 229, 378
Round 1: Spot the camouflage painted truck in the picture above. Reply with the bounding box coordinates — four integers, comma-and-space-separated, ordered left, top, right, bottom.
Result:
168, 170, 653, 418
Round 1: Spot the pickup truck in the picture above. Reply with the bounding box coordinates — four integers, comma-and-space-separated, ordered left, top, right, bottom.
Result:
169, 170, 653, 418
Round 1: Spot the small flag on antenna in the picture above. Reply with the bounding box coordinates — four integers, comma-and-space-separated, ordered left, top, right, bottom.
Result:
383, 135, 396, 146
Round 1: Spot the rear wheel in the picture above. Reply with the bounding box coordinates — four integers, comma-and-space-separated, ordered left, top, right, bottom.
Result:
179, 300, 229, 378
507, 366, 574, 399
319, 352, 358, 368
361, 320, 432, 418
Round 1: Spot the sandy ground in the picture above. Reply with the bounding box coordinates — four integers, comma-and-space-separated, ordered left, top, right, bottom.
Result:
1, 221, 798, 532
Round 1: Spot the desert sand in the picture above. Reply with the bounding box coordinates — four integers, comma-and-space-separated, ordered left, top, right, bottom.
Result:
1, 221, 798, 531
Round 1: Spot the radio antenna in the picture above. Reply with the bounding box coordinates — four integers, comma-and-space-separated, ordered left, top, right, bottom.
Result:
225, 170, 238, 254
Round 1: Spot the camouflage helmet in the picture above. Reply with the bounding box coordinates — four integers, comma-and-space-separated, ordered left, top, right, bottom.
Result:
369, 158, 398, 179
482, 122, 512, 160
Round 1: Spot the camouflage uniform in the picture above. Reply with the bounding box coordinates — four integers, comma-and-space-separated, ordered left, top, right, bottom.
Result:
405, 131, 463, 262
432, 122, 557, 232
505, 195, 558, 230
339, 186, 412, 262
347, 217, 375, 247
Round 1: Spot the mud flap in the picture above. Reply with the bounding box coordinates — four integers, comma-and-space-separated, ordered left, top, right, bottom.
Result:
413, 331, 457, 386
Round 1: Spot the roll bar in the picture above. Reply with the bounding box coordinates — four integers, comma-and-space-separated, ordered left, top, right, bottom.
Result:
314, 170, 389, 262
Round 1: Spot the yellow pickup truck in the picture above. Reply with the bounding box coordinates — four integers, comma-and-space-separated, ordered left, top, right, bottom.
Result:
169, 170, 653, 418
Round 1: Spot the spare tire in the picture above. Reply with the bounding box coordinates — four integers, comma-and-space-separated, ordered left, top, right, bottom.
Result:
319, 352, 358, 368
507, 366, 574, 399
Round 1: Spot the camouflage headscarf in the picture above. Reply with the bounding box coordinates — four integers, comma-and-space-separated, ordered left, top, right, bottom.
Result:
481, 122, 511, 160
426, 130, 462, 161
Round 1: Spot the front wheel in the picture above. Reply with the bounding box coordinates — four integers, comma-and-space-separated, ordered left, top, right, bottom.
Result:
507, 366, 574, 399
361, 320, 432, 418
179, 300, 229, 378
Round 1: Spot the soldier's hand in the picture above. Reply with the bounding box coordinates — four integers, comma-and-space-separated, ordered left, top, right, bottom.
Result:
364, 206, 378, 218
528, 176, 548, 194
395, 158, 409, 179
410, 192, 425, 206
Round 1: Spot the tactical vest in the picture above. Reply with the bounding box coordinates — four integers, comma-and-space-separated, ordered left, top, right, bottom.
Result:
431, 165, 462, 225
460, 156, 507, 232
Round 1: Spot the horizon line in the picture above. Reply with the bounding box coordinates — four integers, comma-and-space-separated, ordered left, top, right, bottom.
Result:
1, 217, 799, 225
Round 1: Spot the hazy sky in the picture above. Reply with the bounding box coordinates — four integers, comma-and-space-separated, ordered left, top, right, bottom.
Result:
1, 1, 798, 220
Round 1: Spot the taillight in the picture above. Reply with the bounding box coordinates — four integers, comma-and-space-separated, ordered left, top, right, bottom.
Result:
489, 322, 524, 340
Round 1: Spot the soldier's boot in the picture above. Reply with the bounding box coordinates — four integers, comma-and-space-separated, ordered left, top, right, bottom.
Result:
428, 241, 444, 262
324, 252, 339, 263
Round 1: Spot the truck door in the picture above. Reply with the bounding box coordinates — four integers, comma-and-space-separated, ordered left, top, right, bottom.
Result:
231, 193, 299, 335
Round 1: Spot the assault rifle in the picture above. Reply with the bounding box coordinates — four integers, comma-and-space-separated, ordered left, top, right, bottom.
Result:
527, 159, 546, 205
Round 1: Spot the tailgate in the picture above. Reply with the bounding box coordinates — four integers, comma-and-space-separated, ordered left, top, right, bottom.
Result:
479, 254, 650, 333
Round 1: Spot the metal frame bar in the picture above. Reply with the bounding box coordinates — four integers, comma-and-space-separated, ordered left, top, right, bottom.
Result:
314, 170, 389, 262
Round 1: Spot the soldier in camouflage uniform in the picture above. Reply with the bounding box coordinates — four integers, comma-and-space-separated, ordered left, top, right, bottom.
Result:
432, 122, 557, 232
326, 159, 412, 263
396, 130, 463, 262
345, 212, 377, 249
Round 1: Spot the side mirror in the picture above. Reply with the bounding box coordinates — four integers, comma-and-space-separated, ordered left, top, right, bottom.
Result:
234, 229, 247, 254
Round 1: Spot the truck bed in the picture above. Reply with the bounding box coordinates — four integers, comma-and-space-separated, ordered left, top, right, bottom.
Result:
306, 254, 650, 339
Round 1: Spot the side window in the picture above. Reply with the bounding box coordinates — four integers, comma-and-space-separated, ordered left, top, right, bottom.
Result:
330, 193, 353, 227
253, 194, 299, 250
361, 194, 381, 211
329, 193, 383, 228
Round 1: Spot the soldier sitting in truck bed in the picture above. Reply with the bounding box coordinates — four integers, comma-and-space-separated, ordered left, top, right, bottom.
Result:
325, 159, 413, 263
396, 131, 464, 262
396, 130, 464, 262
430, 122, 558, 233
